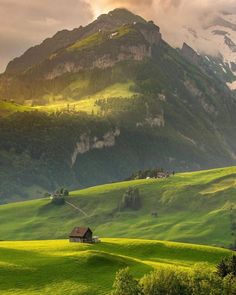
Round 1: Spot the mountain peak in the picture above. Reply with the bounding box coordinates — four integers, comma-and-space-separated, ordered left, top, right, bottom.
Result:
98, 8, 146, 25
5, 8, 148, 75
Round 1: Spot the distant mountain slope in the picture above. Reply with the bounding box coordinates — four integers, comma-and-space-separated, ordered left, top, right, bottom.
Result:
180, 12, 236, 88
1, 167, 236, 247
1, 9, 236, 201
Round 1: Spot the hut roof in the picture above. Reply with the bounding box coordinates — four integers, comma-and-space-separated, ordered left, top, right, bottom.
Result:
69, 227, 92, 238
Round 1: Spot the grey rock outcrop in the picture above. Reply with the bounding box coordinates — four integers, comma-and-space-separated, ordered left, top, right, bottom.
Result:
71, 128, 120, 166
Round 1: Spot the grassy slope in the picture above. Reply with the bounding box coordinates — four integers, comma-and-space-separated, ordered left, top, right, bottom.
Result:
0, 101, 31, 117
0, 167, 236, 246
0, 82, 135, 116
34, 82, 135, 114
0, 238, 231, 295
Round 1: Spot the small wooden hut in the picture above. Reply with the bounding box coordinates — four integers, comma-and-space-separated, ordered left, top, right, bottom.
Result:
69, 227, 93, 243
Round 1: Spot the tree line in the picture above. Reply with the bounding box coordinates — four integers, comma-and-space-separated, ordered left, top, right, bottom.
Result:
111, 256, 236, 295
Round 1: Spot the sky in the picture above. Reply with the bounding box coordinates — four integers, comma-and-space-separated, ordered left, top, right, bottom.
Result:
0, 0, 236, 73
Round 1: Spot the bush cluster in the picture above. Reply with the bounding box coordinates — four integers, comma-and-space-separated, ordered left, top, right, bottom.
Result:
50, 188, 69, 205
127, 168, 165, 180
111, 263, 236, 295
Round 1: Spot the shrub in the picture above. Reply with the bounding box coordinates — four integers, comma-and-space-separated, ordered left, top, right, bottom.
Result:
223, 274, 236, 295
190, 263, 223, 295
51, 195, 65, 205
217, 258, 229, 278
140, 268, 191, 295
111, 267, 140, 295
217, 256, 236, 278
111, 265, 228, 295
50, 187, 69, 205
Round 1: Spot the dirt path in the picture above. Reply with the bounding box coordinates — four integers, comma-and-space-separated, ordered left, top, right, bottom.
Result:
65, 201, 88, 217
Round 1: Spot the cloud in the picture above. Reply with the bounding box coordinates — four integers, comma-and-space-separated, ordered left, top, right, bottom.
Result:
91, 0, 236, 55
0, 0, 93, 72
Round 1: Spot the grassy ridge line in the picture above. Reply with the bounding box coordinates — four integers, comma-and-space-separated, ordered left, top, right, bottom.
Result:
0, 239, 232, 295
0, 166, 236, 244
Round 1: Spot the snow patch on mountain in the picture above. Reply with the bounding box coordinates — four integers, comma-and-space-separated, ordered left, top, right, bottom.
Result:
181, 12, 236, 86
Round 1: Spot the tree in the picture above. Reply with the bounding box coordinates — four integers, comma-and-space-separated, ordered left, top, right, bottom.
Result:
217, 256, 236, 278
51, 195, 65, 205
111, 267, 140, 295
121, 188, 141, 210
63, 189, 69, 196
51, 187, 69, 205
223, 274, 236, 295
140, 268, 191, 295
217, 259, 229, 278
191, 263, 223, 295
229, 256, 236, 277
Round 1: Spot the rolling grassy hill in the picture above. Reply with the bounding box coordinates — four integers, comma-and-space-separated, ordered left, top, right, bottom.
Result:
0, 167, 236, 246
0, 238, 231, 295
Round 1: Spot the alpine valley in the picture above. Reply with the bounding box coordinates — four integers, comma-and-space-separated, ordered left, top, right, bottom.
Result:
1, 8, 236, 203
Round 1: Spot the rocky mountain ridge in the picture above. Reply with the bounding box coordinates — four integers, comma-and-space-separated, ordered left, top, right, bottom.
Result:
5, 9, 147, 75
181, 12, 236, 88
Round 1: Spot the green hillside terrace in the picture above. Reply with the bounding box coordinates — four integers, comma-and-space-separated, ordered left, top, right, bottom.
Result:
0, 167, 236, 247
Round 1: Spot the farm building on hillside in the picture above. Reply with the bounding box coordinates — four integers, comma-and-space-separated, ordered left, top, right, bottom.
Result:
69, 227, 100, 243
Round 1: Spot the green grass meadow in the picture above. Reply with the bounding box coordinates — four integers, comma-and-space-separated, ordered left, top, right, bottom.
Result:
0, 239, 231, 295
0, 167, 236, 294
0, 167, 236, 246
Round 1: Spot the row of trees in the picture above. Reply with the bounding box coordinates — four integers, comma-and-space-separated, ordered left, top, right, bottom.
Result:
111, 258, 236, 295
126, 168, 169, 181
121, 187, 142, 211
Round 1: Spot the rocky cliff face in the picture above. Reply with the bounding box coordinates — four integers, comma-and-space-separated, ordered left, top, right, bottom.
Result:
46, 44, 152, 80
42, 23, 161, 80
179, 12, 236, 87
135, 21, 162, 46
71, 128, 120, 166
181, 43, 202, 66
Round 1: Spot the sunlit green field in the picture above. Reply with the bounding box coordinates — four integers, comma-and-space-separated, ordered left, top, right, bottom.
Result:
33, 82, 135, 114
0, 82, 135, 116
0, 238, 231, 295
0, 167, 236, 246
0, 101, 31, 116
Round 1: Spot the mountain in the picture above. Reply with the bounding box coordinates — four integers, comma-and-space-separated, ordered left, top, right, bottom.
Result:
5, 9, 146, 75
1, 167, 236, 247
180, 11, 236, 89
1, 9, 236, 201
